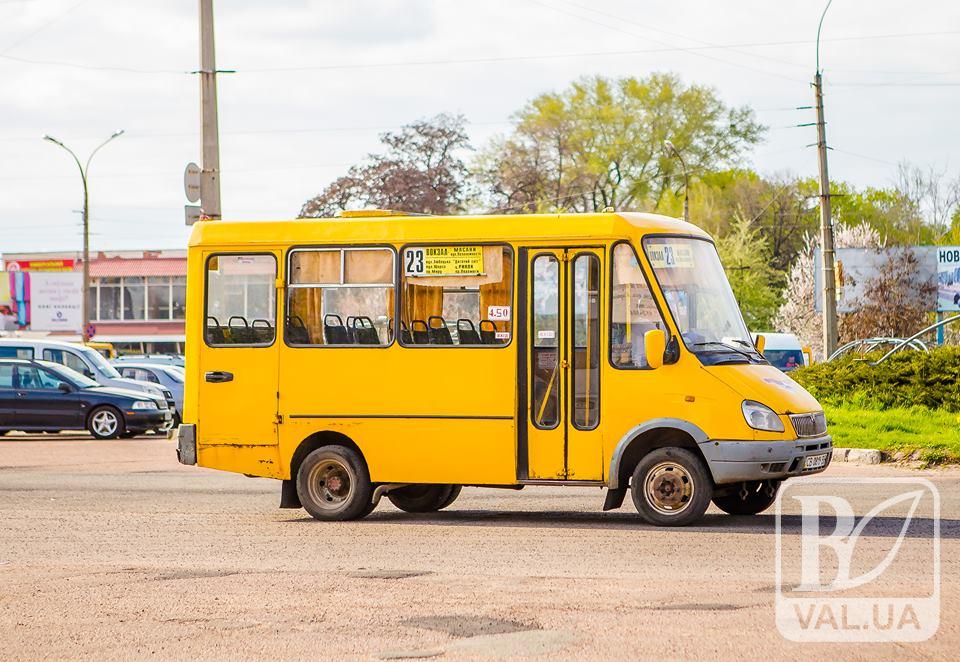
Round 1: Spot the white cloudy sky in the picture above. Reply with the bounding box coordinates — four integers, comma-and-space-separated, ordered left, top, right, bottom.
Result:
1, 0, 958, 253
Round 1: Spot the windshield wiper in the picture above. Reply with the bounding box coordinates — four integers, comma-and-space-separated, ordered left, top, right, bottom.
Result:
693, 341, 759, 362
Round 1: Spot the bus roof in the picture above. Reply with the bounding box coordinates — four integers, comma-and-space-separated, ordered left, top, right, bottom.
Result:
188, 211, 712, 248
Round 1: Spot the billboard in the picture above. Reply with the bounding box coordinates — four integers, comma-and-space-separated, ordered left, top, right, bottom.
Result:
936, 247, 960, 312
813, 247, 937, 314
3, 258, 76, 272
29, 272, 83, 332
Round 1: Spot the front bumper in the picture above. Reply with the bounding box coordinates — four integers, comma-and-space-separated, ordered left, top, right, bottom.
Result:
698, 434, 833, 484
124, 409, 172, 431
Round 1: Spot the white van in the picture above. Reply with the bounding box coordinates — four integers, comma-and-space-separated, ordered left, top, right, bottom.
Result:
0, 338, 174, 407
752, 332, 811, 372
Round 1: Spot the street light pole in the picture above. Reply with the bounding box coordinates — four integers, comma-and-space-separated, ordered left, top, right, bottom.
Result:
43, 130, 124, 341
664, 141, 689, 222
814, 0, 838, 358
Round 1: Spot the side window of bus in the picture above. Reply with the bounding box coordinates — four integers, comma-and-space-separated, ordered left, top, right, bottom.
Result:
205, 254, 277, 346
400, 245, 513, 347
610, 242, 666, 369
286, 248, 395, 346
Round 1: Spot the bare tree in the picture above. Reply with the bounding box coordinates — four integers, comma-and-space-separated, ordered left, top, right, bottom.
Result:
299, 114, 472, 217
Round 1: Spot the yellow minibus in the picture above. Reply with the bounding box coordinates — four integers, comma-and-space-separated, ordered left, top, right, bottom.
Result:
177, 210, 832, 526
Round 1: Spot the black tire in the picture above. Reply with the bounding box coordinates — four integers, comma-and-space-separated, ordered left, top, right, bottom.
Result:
87, 406, 125, 440
436, 485, 462, 511
630, 447, 713, 526
387, 484, 457, 513
712, 481, 780, 515
296, 446, 372, 521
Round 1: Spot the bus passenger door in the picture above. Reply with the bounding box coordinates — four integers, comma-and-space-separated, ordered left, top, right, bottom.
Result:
196, 252, 282, 477
521, 247, 604, 481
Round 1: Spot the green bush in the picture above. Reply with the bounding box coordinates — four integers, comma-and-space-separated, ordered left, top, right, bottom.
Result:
791, 346, 960, 412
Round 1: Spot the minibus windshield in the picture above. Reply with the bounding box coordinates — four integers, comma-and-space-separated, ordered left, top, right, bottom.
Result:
643, 237, 761, 364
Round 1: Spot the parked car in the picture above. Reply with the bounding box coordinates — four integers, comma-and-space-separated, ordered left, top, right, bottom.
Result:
114, 362, 184, 426
0, 338, 174, 412
112, 354, 185, 368
752, 332, 811, 372
0, 358, 172, 439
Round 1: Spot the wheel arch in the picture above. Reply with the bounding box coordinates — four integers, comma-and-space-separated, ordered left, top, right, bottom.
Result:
608, 418, 710, 490
287, 429, 368, 482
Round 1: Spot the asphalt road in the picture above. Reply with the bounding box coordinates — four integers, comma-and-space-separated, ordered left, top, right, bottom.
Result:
0, 434, 956, 660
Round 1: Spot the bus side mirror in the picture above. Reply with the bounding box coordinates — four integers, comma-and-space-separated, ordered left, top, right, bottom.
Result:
755, 334, 766, 355
644, 329, 667, 369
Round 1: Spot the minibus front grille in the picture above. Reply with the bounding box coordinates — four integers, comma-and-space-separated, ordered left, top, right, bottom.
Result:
790, 411, 827, 438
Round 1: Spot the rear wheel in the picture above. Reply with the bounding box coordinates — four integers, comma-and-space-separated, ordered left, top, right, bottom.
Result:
712, 481, 780, 515
388, 484, 459, 513
87, 406, 125, 440
296, 446, 372, 521
631, 447, 712, 526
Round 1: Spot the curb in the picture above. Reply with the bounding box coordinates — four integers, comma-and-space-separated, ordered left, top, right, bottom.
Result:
832, 448, 884, 465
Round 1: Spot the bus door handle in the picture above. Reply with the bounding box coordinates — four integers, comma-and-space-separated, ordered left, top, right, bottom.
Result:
205, 371, 234, 383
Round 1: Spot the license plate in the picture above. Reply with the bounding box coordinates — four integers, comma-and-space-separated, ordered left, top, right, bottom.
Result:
804, 453, 828, 470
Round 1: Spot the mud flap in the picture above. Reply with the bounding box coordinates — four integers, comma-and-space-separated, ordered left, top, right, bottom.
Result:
280, 479, 301, 509
602, 487, 627, 511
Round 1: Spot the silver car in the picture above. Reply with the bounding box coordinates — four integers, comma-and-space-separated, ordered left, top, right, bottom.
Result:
114, 362, 184, 426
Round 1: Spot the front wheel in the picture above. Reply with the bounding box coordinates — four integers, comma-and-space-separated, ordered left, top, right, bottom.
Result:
712, 481, 780, 515
296, 446, 372, 521
88, 406, 125, 440
631, 447, 713, 526
387, 484, 460, 513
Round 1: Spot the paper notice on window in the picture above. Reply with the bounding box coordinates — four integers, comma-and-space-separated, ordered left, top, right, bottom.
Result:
487, 305, 511, 321
646, 243, 695, 269
405, 246, 484, 276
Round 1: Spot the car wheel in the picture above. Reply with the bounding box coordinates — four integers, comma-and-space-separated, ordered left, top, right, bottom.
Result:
296, 446, 372, 521
387, 484, 459, 513
713, 481, 780, 516
87, 406, 125, 440
631, 447, 713, 526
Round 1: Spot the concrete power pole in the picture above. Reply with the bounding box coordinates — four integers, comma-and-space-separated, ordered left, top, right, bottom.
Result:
814, 1, 838, 358
199, 0, 222, 220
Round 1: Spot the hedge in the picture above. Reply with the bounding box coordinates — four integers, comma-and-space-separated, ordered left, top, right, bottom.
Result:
790, 346, 960, 412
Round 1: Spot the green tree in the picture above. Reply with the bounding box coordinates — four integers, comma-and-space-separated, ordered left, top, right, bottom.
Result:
715, 216, 781, 330
478, 73, 764, 213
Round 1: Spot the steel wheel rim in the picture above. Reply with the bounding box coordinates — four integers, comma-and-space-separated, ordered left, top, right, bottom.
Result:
92, 410, 118, 436
306, 459, 352, 511
644, 461, 694, 515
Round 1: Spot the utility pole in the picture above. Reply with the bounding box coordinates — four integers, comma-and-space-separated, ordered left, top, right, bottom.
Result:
814, 0, 838, 358
664, 141, 690, 222
199, 0, 222, 220
43, 131, 124, 341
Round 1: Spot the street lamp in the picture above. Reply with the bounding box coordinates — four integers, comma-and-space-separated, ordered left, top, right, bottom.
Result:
664, 140, 689, 222
43, 130, 124, 341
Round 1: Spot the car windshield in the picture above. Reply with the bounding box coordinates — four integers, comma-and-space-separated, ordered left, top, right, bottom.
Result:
45, 362, 99, 389
764, 349, 804, 371
160, 366, 184, 383
643, 236, 761, 364
80, 347, 121, 378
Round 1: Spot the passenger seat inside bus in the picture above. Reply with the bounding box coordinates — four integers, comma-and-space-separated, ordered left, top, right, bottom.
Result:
286, 316, 311, 344
456, 319, 481, 344
252, 319, 274, 343
427, 316, 453, 344
206, 317, 226, 344
324, 314, 349, 344
349, 316, 380, 345
228, 316, 255, 344
410, 320, 430, 344
479, 319, 499, 344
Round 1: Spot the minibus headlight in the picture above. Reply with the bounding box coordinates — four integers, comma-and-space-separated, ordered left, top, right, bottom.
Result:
131, 400, 158, 410
741, 400, 784, 432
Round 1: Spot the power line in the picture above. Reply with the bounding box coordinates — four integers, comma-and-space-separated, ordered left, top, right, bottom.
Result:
3, 30, 958, 76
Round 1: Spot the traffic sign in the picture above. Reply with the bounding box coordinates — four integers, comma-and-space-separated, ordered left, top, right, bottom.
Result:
185, 205, 202, 226
85, 323, 96, 339
184, 162, 201, 202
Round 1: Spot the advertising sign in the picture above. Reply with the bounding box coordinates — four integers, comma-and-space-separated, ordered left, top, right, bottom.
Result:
29, 272, 83, 332
4, 258, 76, 272
404, 246, 485, 277
936, 246, 960, 312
